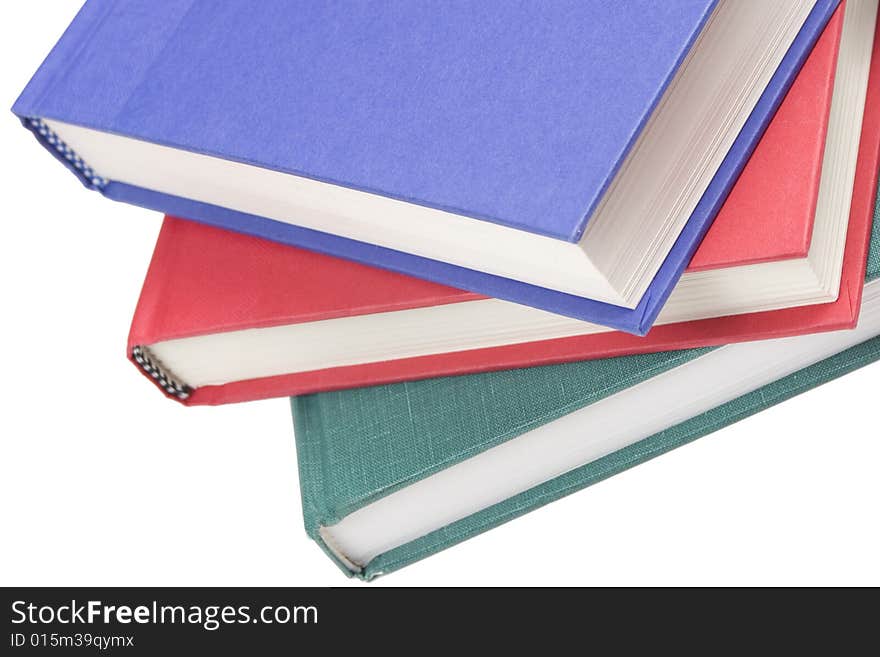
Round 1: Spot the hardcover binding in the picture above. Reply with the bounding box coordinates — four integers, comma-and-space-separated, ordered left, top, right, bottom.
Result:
23, 118, 108, 189
15, 1, 841, 334
358, 336, 880, 578
130, 346, 191, 401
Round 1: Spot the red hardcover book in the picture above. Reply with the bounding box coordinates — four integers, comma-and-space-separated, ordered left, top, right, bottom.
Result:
129, 4, 880, 406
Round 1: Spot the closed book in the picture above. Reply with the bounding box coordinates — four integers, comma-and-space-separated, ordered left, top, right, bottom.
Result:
129, 2, 880, 406
292, 195, 880, 578
15, 0, 837, 332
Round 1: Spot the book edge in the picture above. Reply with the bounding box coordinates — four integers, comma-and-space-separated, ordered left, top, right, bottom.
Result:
634, 0, 842, 333
360, 334, 880, 579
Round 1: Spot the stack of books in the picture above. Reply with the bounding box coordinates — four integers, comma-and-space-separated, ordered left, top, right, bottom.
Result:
14, 0, 880, 579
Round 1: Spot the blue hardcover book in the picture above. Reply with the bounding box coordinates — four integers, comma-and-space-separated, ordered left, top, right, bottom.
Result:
14, 0, 837, 334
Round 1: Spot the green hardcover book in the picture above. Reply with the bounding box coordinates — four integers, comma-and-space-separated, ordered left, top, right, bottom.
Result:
293, 202, 880, 579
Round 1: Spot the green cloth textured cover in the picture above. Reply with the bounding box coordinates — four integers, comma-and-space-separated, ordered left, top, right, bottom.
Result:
293, 189, 880, 579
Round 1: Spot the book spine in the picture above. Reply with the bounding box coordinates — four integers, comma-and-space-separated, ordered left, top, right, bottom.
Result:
127, 219, 194, 403
12, 0, 116, 191
129, 346, 192, 402
23, 118, 108, 189
291, 398, 363, 577
11, 0, 114, 117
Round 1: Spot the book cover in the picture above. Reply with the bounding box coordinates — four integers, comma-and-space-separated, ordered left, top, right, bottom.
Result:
14, 0, 839, 333
128, 3, 879, 406
292, 219, 880, 577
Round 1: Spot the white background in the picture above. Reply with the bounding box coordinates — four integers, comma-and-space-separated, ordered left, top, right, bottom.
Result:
1, 2, 878, 587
